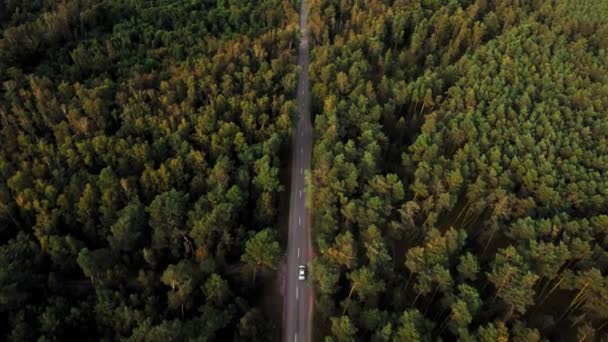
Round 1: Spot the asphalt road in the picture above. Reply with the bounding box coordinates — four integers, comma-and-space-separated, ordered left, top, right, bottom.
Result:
283, 0, 312, 341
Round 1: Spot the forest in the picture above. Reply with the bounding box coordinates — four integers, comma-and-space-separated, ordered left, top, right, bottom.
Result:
307, 0, 608, 341
0, 0, 298, 340
2, 0, 608, 341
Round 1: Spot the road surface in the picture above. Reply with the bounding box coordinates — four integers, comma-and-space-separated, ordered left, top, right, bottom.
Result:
283, 0, 312, 341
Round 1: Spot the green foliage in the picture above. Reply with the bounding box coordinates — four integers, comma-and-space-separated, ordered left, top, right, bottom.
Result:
487, 247, 539, 317
308, 0, 608, 339
109, 199, 145, 251
238, 307, 272, 341
203, 273, 231, 306
394, 310, 434, 341
0, 233, 42, 311
161, 260, 199, 314
328, 315, 358, 342
148, 189, 189, 250
0, 0, 297, 339
241, 228, 282, 284
4, 0, 608, 339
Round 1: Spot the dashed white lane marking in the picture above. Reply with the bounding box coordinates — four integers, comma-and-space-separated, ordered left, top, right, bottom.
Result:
298, 248, 300, 257
302, 131, 304, 137
295, 333, 298, 342
300, 168, 303, 174
300, 190, 302, 198
300, 147, 303, 154
296, 286, 299, 300
298, 217, 301, 225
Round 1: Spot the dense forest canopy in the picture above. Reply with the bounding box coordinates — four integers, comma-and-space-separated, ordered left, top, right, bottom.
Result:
2, 0, 608, 341
0, 0, 298, 340
307, 0, 608, 341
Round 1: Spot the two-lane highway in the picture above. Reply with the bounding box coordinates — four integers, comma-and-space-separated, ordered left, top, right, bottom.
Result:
283, 0, 312, 341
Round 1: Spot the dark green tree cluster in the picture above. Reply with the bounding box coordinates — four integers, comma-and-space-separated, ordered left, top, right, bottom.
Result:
308, 0, 608, 340
0, 0, 298, 340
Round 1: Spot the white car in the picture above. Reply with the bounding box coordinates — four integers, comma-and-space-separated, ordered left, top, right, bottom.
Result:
298, 265, 306, 280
